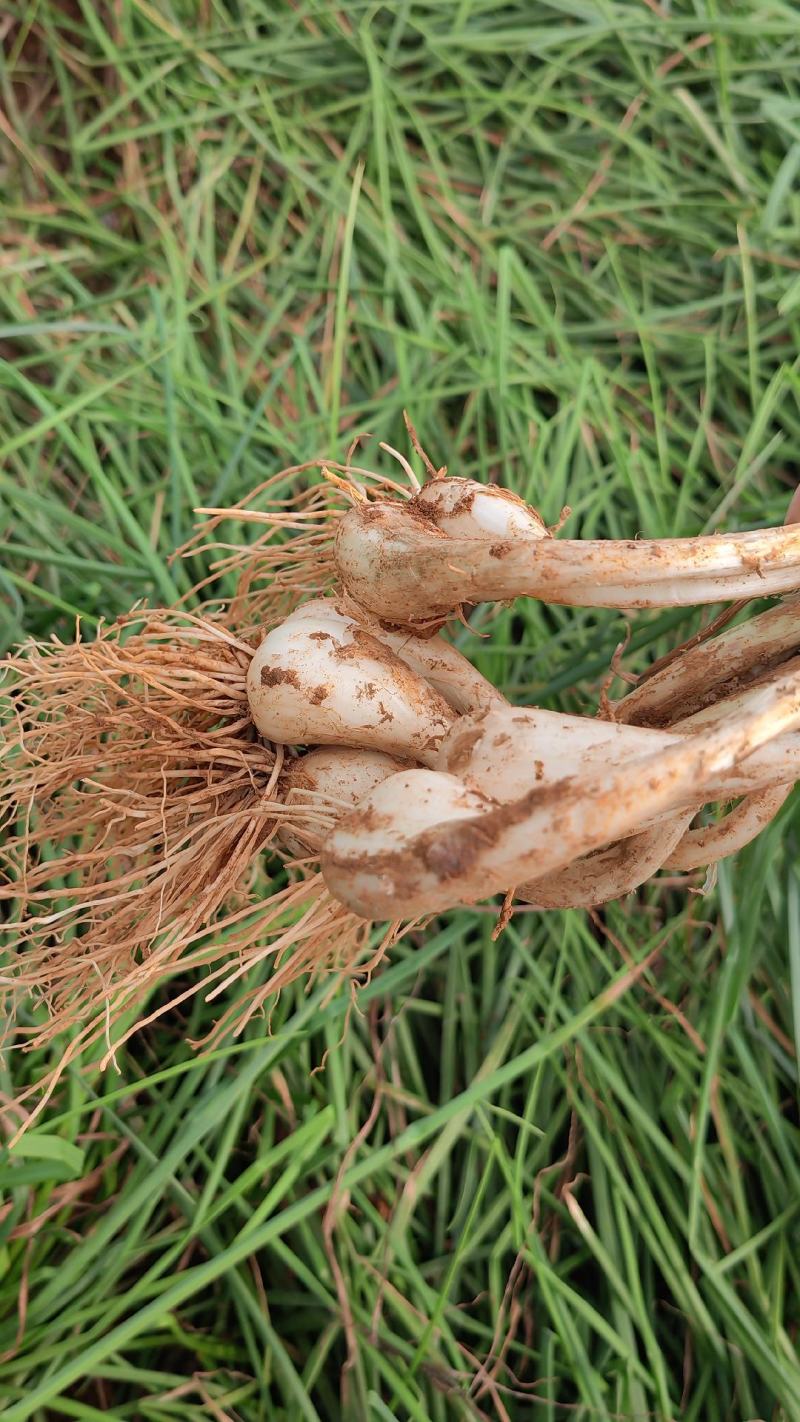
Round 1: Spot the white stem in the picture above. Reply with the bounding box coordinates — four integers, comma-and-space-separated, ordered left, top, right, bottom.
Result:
246, 599, 504, 762
321, 669, 800, 918
277, 747, 410, 855
380, 627, 506, 714
665, 784, 793, 871
517, 815, 694, 909
336, 495, 800, 626
615, 593, 800, 727
251, 592, 800, 914
435, 703, 800, 810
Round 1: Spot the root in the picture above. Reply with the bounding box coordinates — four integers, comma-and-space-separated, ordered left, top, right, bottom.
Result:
177, 457, 415, 636
1, 611, 388, 1132
1, 612, 270, 1018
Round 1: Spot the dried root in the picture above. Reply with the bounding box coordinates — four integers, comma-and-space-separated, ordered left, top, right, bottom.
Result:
0, 611, 402, 1126
177, 456, 415, 634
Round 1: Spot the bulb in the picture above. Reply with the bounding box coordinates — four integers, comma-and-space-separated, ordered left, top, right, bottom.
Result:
322, 768, 491, 918
413, 478, 549, 541
246, 599, 456, 760
278, 746, 410, 855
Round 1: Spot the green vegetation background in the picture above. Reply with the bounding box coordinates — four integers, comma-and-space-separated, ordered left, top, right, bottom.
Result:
2, 3, 800, 1418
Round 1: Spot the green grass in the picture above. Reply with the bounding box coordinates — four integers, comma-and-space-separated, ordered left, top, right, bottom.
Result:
2, 2, 800, 1417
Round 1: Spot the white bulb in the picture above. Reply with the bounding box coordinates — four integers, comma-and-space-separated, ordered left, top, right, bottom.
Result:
246, 600, 455, 759
414, 478, 548, 541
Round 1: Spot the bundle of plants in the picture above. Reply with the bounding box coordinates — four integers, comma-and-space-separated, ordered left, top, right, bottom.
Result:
3, 445, 799, 1125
